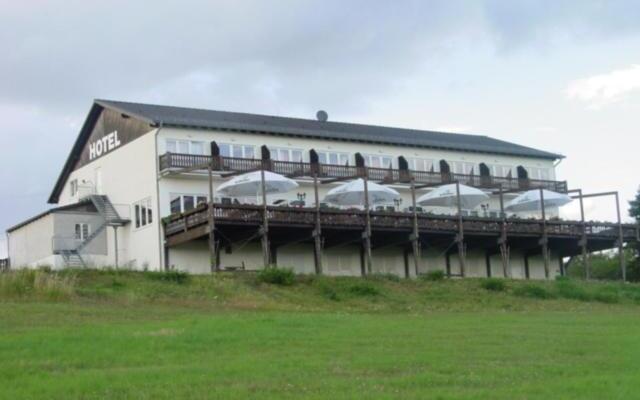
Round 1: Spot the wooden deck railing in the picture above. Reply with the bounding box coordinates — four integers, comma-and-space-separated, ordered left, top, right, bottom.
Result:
159, 153, 568, 192
163, 203, 636, 241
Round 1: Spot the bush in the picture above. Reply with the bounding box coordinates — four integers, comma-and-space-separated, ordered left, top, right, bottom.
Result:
481, 278, 506, 292
348, 281, 380, 296
319, 285, 340, 301
144, 270, 190, 284
257, 267, 295, 286
421, 270, 446, 281
513, 284, 554, 299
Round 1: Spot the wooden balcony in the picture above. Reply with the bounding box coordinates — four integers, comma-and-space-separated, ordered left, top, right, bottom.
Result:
159, 153, 569, 193
163, 203, 638, 248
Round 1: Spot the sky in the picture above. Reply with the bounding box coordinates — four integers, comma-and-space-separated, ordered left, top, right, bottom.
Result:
1, 0, 640, 258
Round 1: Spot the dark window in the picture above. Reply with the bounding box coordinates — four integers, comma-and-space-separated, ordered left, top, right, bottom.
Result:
170, 198, 181, 214
135, 205, 140, 228
183, 196, 195, 211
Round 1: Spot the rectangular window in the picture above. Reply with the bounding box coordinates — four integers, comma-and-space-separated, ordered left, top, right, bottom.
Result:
364, 154, 393, 168
219, 143, 255, 159
269, 147, 304, 162
317, 151, 350, 165
70, 179, 78, 196
74, 223, 90, 240
169, 194, 209, 214
407, 158, 434, 172
133, 198, 153, 228
166, 139, 205, 155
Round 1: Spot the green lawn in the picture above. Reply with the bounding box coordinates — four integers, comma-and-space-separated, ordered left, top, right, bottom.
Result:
1, 270, 640, 399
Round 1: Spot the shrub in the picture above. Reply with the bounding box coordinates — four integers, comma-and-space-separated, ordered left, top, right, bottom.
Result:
144, 270, 190, 284
421, 270, 446, 282
481, 278, 507, 292
319, 284, 340, 301
513, 284, 554, 299
348, 281, 380, 296
257, 267, 295, 286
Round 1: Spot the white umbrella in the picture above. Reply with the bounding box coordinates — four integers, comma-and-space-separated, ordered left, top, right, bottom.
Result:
505, 189, 572, 212
323, 178, 400, 206
215, 170, 298, 198
417, 183, 489, 209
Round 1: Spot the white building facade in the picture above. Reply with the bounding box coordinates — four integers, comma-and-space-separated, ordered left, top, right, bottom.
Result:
6, 100, 636, 279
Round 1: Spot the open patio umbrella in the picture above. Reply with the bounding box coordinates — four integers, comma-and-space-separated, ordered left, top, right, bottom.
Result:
417, 183, 489, 209
505, 189, 572, 212
215, 170, 298, 198
323, 178, 400, 207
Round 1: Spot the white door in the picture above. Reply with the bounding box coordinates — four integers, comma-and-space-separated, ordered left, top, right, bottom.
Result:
94, 167, 102, 194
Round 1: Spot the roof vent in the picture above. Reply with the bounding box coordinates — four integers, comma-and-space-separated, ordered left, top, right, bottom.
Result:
316, 110, 328, 122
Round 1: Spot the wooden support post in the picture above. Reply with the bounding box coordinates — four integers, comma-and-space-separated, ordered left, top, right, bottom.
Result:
615, 192, 626, 282
576, 189, 590, 280
260, 167, 271, 268
445, 252, 451, 277
363, 175, 373, 275
558, 255, 565, 277
485, 251, 492, 277
539, 188, 550, 279
498, 185, 510, 278
403, 248, 410, 279
410, 178, 421, 277
313, 173, 323, 275
113, 226, 119, 269
455, 181, 466, 277
524, 253, 530, 279
208, 163, 218, 272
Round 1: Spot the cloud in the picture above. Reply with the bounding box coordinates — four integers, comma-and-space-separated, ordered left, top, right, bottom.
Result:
566, 64, 640, 108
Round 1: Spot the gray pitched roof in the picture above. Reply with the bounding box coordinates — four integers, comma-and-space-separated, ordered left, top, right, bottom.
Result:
96, 99, 563, 160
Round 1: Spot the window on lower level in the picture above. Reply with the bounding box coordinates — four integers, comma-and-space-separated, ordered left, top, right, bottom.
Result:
170, 194, 208, 214
133, 198, 153, 228
317, 151, 349, 165
74, 223, 90, 240
166, 139, 205, 155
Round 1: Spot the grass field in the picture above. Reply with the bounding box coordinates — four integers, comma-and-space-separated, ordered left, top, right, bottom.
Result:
2, 269, 640, 399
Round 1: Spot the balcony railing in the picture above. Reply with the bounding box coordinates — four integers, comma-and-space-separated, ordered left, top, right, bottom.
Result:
164, 203, 637, 241
159, 152, 568, 192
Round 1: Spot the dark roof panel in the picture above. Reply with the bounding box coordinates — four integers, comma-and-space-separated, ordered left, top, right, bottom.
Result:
96, 99, 563, 160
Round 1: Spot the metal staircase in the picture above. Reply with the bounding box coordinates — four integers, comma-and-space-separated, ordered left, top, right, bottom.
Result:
59, 195, 129, 268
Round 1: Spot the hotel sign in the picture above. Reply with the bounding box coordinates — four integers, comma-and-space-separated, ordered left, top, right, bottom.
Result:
74, 108, 152, 170
89, 131, 121, 160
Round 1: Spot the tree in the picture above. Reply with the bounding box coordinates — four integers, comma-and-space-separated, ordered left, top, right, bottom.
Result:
628, 187, 640, 281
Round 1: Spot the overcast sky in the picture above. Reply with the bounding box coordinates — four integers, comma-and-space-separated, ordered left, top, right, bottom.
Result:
1, 0, 640, 257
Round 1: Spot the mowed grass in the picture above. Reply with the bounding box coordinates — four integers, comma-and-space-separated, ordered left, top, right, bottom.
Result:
1, 270, 640, 399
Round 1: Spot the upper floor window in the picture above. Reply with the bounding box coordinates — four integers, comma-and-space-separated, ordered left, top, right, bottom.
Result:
170, 194, 208, 214
527, 167, 550, 181
75, 223, 90, 240
364, 154, 393, 168
133, 198, 153, 229
69, 179, 78, 196
269, 147, 304, 162
407, 158, 434, 172
451, 161, 476, 175
219, 143, 255, 159
489, 164, 514, 178
317, 151, 349, 165
166, 139, 205, 155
